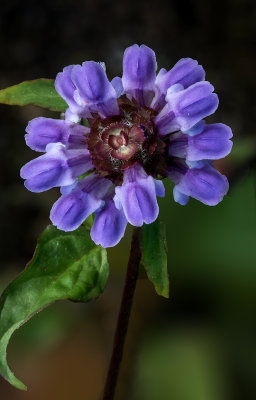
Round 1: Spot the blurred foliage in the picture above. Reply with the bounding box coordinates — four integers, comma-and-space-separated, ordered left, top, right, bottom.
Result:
135, 327, 228, 400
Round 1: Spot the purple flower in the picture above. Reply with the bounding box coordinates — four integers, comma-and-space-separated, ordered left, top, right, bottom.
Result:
21, 44, 233, 247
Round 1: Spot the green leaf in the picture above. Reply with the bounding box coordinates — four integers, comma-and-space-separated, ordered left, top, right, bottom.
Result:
83, 213, 94, 229
141, 219, 169, 298
0, 225, 109, 390
0, 79, 67, 111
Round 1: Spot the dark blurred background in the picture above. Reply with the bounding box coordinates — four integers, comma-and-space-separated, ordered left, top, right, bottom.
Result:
0, 0, 256, 399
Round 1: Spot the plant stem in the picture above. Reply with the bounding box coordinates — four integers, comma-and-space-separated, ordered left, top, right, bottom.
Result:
102, 227, 142, 400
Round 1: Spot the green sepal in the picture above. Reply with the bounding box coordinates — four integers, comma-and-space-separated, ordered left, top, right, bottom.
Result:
141, 219, 169, 298
0, 79, 67, 111
0, 225, 109, 390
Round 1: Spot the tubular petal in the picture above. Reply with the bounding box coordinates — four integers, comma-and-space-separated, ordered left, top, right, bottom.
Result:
50, 190, 102, 231
20, 143, 93, 192
172, 163, 229, 206
169, 123, 233, 161
91, 200, 127, 248
55, 65, 84, 116
71, 61, 119, 117
187, 123, 233, 160
25, 117, 89, 152
155, 81, 219, 135
154, 179, 165, 197
156, 58, 205, 93
111, 76, 124, 97
173, 186, 190, 205
50, 173, 113, 231
115, 164, 159, 226
122, 44, 157, 106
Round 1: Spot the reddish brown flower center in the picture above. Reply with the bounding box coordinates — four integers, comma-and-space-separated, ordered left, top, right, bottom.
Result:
86, 99, 166, 183
108, 131, 128, 150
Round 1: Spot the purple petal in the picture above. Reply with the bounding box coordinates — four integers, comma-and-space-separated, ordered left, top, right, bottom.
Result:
111, 76, 124, 97
187, 123, 233, 160
114, 164, 159, 226
185, 160, 206, 169
154, 179, 165, 197
151, 59, 205, 112
157, 58, 205, 92
60, 181, 78, 195
65, 149, 93, 178
21, 157, 67, 193
183, 120, 206, 136
155, 81, 219, 135
25, 117, 89, 152
55, 65, 84, 116
122, 44, 157, 106
60, 172, 113, 199
65, 108, 82, 123
50, 190, 102, 231
173, 186, 189, 205
72, 62, 109, 101
66, 125, 90, 150
71, 61, 119, 117
153, 105, 176, 136
172, 163, 229, 206
20, 143, 93, 192
77, 173, 113, 200
169, 123, 233, 161
169, 132, 189, 158
50, 173, 113, 231
91, 200, 127, 248
167, 159, 188, 185
168, 81, 219, 130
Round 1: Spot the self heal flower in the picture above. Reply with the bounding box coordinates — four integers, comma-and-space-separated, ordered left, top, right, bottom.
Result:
21, 44, 233, 247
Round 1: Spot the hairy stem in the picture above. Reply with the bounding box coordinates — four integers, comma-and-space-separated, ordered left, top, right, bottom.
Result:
102, 227, 142, 400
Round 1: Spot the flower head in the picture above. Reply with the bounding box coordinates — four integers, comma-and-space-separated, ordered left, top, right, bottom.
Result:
21, 44, 233, 247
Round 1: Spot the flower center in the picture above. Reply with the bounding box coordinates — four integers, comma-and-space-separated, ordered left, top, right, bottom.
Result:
87, 100, 166, 182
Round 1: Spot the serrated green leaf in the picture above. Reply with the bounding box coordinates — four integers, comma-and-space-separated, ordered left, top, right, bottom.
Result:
141, 219, 169, 298
0, 79, 67, 111
0, 225, 109, 390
